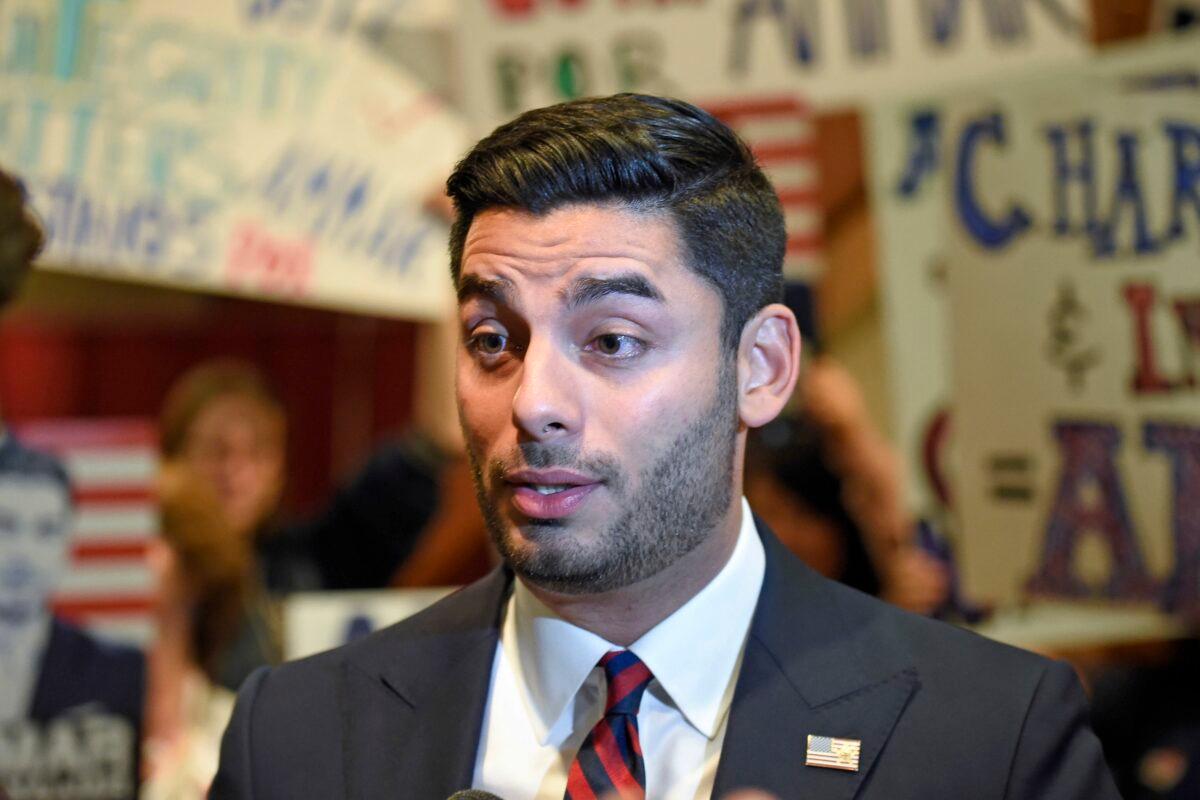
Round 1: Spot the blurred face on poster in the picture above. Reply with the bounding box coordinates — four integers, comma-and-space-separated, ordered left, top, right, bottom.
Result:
455, 205, 743, 595
0, 476, 72, 625
180, 394, 284, 538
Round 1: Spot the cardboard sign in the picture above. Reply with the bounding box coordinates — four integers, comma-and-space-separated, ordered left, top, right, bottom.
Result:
456, 0, 1089, 131
868, 35, 1200, 517
16, 419, 159, 646
0, 1, 466, 319
943, 40, 1200, 614
0, 422, 150, 799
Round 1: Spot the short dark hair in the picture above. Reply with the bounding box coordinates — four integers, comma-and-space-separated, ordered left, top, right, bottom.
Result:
446, 94, 786, 347
0, 436, 72, 503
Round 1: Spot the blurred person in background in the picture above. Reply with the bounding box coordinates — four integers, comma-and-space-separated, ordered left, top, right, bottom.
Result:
297, 434, 494, 590
142, 465, 248, 799
1089, 636, 1200, 799
0, 166, 143, 799
160, 362, 287, 556
0, 437, 145, 800
159, 360, 314, 690
746, 357, 950, 615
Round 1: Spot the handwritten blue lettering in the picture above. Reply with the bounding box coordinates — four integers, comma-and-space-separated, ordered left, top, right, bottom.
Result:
895, 109, 940, 198
729, 0, 821, 74
258, 146, 433, 276
954, 111, 1031, 250
30, 176, 217, 282
1092, 132, 1161, 257
1044, 120, 1097, 238
1165, 121, 1200, 243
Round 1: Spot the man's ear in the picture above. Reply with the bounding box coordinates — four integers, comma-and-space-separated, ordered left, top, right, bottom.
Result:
736, 303, 802, 428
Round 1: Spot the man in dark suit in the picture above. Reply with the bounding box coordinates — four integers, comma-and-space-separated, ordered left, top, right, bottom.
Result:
0, 170, 143, 800
212, 94, 1119, 799
0, 436, 145, 799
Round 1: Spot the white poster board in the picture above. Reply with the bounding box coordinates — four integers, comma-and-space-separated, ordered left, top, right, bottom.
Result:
283, 587, 453, 660
0, 0, 467, 319
943, 42, 1200, 616
868, 35, 1200, 517
456, 0, 1090, 131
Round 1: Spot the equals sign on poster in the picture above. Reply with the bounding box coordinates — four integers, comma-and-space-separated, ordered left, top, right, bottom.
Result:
988, 453, 1035, 503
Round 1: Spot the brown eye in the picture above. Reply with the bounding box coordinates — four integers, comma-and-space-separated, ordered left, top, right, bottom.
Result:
475, 333, 507, 354
595, 334, 622, 355
587, 333, 643, 359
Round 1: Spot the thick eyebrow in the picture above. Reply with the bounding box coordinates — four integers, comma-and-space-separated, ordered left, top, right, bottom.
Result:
561, 273, 665, 310
457, 274, 514, 306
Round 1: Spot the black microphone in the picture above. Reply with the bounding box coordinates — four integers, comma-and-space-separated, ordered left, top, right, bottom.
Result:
446, 792, 504, 800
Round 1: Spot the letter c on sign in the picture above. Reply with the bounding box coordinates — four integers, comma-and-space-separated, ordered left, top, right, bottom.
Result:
954, 112, 1032, 250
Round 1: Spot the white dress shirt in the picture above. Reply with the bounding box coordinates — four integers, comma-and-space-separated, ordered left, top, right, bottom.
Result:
0, 610, 51, 721
473, 498, 766, 800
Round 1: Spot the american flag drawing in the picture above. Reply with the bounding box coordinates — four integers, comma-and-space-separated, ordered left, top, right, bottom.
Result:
704, 95, 822, 282
17, 418, 158, 646
806, 734, 862, 772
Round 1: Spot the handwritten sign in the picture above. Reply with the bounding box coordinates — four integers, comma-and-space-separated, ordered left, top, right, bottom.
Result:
457, 0, 1089, 132
0, 0, 466, 319
943, 38, 1200, 617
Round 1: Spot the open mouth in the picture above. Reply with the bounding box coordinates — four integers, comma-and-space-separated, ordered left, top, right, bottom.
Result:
504, 470, 601, 519
528, 484, 574, 495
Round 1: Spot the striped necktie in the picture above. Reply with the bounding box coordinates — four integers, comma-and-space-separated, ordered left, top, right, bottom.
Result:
564, 650, 655, 800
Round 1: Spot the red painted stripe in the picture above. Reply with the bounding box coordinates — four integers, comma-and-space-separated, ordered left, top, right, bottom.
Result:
591, 718, 643, 796
706, 96, 808, 119
71, 540, 151, 560
74, 486, 155, 504
776, 187, 820, 206
16, 419, 156, 450
753, 140, 817, 163
52, 595, 155, 618
566, 759, 598, 800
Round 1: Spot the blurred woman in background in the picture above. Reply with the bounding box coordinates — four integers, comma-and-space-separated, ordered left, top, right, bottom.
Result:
142, 466, 248, 799
159, 360, 313, 690
160, 361, 286, 548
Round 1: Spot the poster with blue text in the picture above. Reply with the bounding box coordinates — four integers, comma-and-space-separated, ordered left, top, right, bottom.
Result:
0, 0, 467, 319
945, 42, 1200, 618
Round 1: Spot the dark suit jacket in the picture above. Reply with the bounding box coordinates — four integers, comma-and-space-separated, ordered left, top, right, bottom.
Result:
20, 617, 145, 800
30, 616, 145, 724
211, 527, 1119, 799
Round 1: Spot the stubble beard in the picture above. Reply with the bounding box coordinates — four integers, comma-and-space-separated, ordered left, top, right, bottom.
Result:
465, 361, 739, 595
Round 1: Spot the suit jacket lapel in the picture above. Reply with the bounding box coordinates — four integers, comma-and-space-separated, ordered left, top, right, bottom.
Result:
339, 568, 512, 800
713, 526, 919, 800
332, 522, 917, 799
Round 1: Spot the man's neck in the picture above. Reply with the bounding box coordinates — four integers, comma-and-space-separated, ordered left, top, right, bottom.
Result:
521, 502, 743, 646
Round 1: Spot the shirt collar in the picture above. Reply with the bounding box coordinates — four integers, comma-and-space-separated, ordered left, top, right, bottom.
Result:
503, 498, 766, 743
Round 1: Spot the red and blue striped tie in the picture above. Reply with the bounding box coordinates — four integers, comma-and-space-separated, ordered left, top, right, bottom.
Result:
564, 650, 654, 800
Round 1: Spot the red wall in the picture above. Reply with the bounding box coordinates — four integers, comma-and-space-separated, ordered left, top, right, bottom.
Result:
0, 293, 418, 516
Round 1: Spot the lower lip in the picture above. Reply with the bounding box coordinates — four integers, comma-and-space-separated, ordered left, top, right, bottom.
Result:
511, 483, 600, 519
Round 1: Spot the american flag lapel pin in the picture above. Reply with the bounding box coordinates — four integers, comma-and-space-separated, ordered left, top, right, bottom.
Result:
805, 734, 862, 772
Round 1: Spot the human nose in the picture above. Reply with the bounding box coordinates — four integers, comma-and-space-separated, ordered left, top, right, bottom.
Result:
511, 337, 580, 441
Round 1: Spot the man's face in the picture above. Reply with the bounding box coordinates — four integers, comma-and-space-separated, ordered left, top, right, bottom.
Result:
456, 204, 741, 595
0, 476, 72, 624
